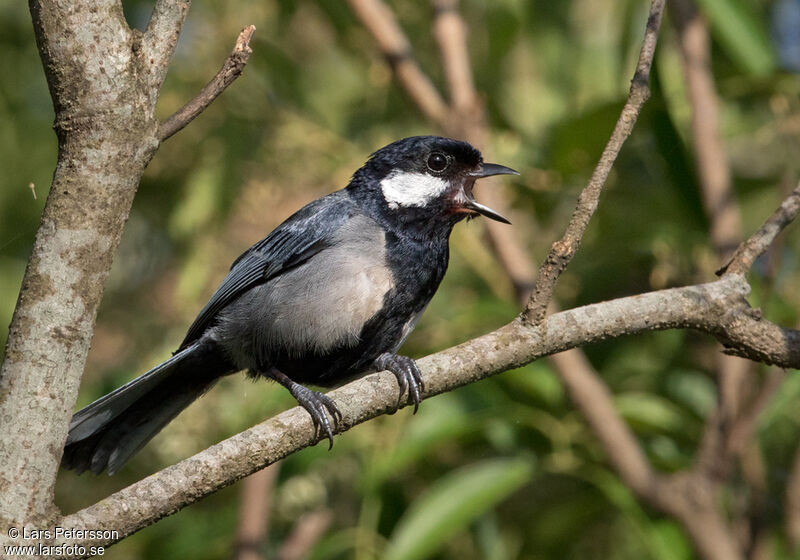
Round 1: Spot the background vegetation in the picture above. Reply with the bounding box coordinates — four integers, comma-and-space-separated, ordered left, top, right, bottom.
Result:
2, 0, 800, 558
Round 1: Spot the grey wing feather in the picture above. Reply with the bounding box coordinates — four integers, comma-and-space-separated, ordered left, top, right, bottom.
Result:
179, 191, 358, 349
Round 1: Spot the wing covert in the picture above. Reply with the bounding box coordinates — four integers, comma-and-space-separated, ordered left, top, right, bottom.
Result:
178, 191, 358, 349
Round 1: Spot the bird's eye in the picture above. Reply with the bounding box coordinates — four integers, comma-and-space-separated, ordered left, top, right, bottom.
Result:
426, 152, 449, 173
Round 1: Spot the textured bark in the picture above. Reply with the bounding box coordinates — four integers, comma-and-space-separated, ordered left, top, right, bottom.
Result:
0, 0, 253, 533
0, 0, 161, 528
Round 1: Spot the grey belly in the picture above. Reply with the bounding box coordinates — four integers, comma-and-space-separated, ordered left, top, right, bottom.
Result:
215, 217, 394, 371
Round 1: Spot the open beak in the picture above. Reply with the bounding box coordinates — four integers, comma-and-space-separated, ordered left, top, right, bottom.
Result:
468, 163, 520, 179
460, 163, 519, 224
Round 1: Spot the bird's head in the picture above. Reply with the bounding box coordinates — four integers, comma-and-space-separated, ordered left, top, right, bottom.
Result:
348, 136, 518, 234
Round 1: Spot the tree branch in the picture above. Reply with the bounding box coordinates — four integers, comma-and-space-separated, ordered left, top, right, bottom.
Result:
549, 350, 657, 495
672, 0, 750, 489
672, 0, 741, 257
719, 182, 800, 276
40, 273, 800, 551
431, 0, 477, 116
1, 0, 253, 534
143, 0, 192, 95
523, 0, 666, 325
346, 0, 450, 127
158, 25, 256, 142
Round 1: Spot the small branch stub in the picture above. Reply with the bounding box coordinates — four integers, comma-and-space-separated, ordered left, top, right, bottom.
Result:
158, 25, 256, 142
719, 183, 800, 276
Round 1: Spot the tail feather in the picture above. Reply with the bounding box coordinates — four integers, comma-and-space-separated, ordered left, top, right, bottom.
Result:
67, 347, 194, 443
93, 378, 214, 475
62, 341, 233, 475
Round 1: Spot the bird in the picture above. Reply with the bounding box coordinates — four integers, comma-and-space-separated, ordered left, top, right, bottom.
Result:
61, 135, 518, 475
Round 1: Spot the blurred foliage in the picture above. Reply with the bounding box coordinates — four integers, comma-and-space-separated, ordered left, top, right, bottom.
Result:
2, 0, 800, 558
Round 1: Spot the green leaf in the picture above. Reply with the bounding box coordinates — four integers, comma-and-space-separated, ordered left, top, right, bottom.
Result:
614, 392, 688, 433
384, 457, 533, 560
694, 0, 776, 76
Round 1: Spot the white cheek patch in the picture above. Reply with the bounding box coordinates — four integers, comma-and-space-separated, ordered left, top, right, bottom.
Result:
380, 171, 449, 209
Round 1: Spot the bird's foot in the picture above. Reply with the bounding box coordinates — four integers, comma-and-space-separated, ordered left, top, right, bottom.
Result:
290, 384, 342, 449
269, 369, 342, 448
374, 353, 425, 413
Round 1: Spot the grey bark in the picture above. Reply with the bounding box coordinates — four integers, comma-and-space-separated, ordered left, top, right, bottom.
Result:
0, 0, 188, 529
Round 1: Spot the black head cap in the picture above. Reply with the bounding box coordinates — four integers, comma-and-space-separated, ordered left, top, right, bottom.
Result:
363, 136, 483, 177
348, 136, 517, 232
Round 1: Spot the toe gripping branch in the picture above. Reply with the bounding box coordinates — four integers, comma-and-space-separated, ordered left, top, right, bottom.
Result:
269, 370, 342, 449
374, 353, 426, 413
269, 353, 424, 450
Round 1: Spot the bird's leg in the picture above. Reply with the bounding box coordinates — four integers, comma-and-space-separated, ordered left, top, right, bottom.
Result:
267, 369, 342, 449
374, 353, 425, 413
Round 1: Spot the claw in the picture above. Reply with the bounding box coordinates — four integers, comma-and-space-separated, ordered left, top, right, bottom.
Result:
269, 369, 341, 449
292, 385, 341, 448
374, 353, 425, 413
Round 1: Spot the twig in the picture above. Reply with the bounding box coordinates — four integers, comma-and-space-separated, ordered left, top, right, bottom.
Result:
347, 0, 450, 127
432, 0, 477, 115
719, 182, 800, 276
672, 0, 751, 484
48, 274, 800, 551
672, 0, 741, 257
523, 0, 666, 325
548, 349, 656, 494
158, 25, 256, 142
234, 463, 280, 560
277, 509, 332, 560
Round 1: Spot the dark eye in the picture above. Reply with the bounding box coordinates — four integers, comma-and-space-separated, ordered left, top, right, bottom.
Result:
426, 152, 449, 172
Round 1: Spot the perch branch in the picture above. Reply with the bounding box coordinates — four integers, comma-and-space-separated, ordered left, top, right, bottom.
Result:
43, 271, 800, 553
159, 25, 256, 142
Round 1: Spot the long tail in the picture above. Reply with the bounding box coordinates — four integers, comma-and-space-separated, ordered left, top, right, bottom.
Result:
61, 341, 233, 475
